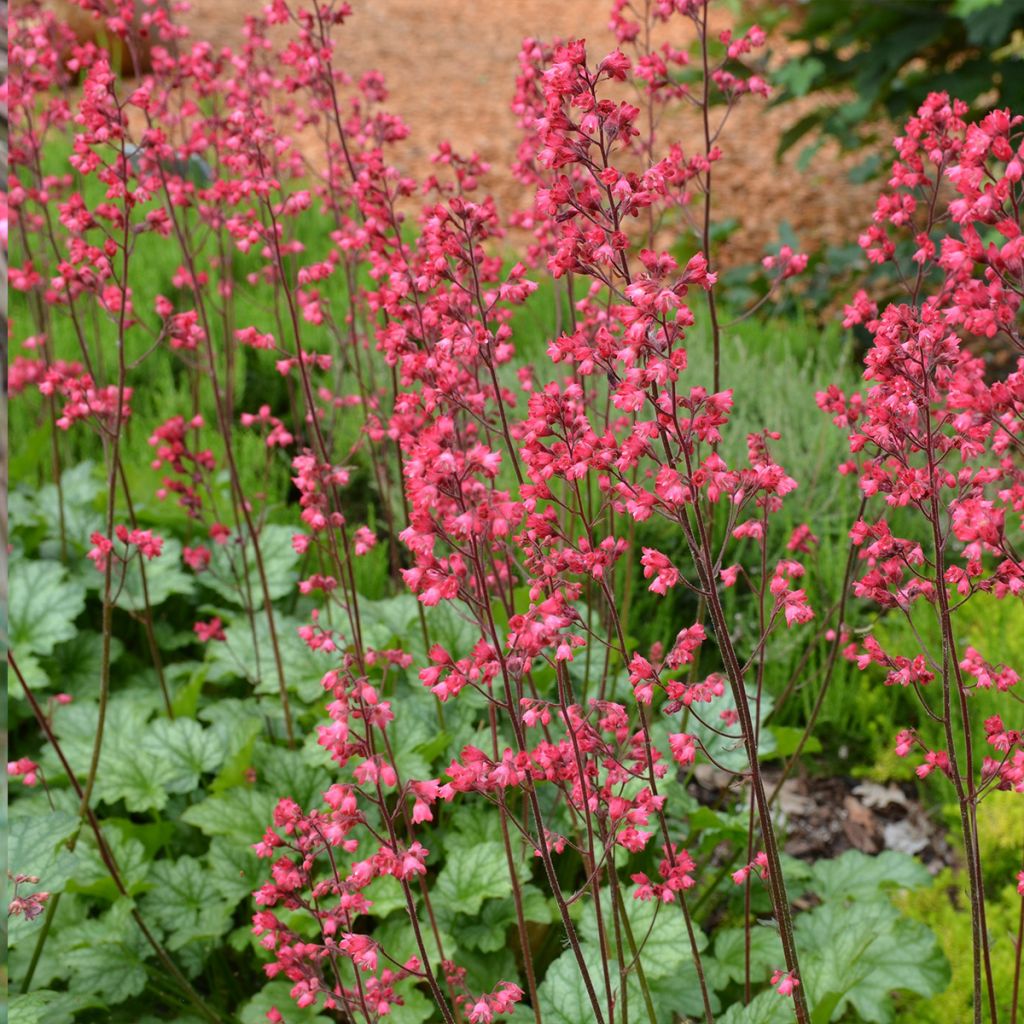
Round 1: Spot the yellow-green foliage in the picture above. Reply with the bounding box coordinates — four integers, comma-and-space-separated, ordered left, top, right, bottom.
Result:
859, 594, 1024, 782
896, 793, 1022, 1023
976, 790, 1024, 880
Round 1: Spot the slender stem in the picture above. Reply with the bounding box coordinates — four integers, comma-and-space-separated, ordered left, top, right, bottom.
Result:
11, 653, 224, 1024
116, 461, 172, 716
79, 129, 133, 816
1011, 845, 1024, 1024
684, 509, 810, 1024
769, 498, 867, 805
698, 5, 724, 395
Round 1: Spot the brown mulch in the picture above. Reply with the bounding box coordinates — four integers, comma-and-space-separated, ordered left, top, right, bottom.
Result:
53, 0, 881, 267
693, 764, 956, 873
773, 774, 955, 872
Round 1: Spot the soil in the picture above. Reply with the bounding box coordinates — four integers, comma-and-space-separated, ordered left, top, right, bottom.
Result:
693, 765, 957, 873
54, 0, 880, 267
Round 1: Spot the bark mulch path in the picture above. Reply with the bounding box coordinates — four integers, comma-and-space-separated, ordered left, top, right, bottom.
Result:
57, 0, 880, 268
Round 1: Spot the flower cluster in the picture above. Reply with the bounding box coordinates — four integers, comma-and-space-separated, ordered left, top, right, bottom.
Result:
11, 0, 1019, 1020
824, 92, 1023, 1006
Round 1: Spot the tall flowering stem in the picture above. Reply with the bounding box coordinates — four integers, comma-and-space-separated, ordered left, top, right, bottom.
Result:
15, 2, 1021, 1024
825, 94, 1024, 1024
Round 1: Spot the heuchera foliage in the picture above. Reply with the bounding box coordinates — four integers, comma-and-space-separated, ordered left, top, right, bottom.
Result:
6, 1, 1021, 1023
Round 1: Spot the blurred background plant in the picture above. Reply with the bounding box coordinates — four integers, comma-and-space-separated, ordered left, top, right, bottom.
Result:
774, 0, 1024, 176
711, 0, 1024, 322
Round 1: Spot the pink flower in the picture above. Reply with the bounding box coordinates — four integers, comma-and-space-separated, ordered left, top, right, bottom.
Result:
469, 1001, 493, 1024
209, 523, 231, 545
915, 750, 951, 779
8, 888, 50, 921
8, 758, 39, 787
338, 933, 378, 971
397, 842, 429, 879
720, 564, 741, 587
641, 547, 680, 595
194, 618, 227, 643
353, 526, 378, 556
771, 969, 800, 997
668, 733, 696, 766
127, 529, 164, 559
183, 546, 212, 571
87, 532, 114, 572
787, 524, 818, 553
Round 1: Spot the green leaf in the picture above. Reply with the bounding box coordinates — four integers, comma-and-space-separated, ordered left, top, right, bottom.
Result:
645, 966, 721, 1021
798, 898, 951, 1023
847, 154, 883, 184
797, 139, 824, 174
7, 892, 89, 989
95, 741, 180, 812
810, 991, 844, 1024
362, 875, 411, 920
953, 0, 1003, 14
41, 630, 123, 696
209, 719, 263, 792
440, 803, 504, 856
171, 662, 208, 718
458, 886, 551, 952
140, 717, 224, 793
388, 986, 436, 1024
433, 841, 512, 918
711, 926, 785, 988
8, 651, 49, 698
653, 685, 774, 773
718, 989, 793, 1024
181, 786, 278, 840
809, 850, 932, 903
458, 946, 523, 997
7, 809, 78, 886
114, 537, 194, 611
204, 524, 299, 608
373, 911, 456, 972
62, 899, 151, 1005
388, 707, 439, 781
764, 726, 822, 761
34, 461, 105, 553
414, 729, 453, 765
205, 614, 332, 704
9, 990, 103, 1024
8, 559, 87, 657
239, 981, 333, 1024
775, 110, 824, 158
140, 856, 234, 949
687, 805, 749, 841
775, 56, 825, 97
459, 897, 517, 952
50, 690, 158, 777
576, 887, 716, 1019
71, 824, 151, 898
358, 593, 420, 650
537, 949, 608, 1024
7, 811, 79, 947
256, 743, 332, 809
102, 817, 175, 860
521, 883, 553, 922
422, 599, 480, 658
200, 697, 266, 787
207, 835, 264, 906
580, 891, 705, 981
